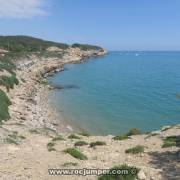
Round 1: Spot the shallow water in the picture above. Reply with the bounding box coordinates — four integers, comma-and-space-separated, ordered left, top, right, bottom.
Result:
48, 52, 180, 135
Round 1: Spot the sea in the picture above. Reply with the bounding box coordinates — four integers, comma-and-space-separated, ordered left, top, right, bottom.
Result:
48, 51, 180, 135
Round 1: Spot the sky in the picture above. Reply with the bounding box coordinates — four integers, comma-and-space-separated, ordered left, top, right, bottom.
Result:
0, 0, 180, 50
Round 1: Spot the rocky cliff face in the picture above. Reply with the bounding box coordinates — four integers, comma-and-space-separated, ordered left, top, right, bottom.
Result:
63, 47, 107, 62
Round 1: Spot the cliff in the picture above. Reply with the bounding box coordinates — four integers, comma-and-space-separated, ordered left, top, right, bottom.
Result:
0, 36, 179, 180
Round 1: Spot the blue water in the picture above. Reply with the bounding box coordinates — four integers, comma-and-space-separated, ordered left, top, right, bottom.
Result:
48, 52, 180, 135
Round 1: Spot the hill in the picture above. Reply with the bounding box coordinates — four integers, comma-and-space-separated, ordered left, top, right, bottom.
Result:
0, 36, 69, 52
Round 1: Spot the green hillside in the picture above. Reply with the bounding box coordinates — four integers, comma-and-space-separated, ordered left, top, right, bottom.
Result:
0, 36, 69, 52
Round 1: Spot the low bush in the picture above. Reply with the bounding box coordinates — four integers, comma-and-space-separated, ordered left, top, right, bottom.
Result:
162, 136, 180, 148
74, 141, 88, 147
0, 90, 11, 123
112, 135, 130, 141
52, 135, 65, 141
68, 134, 81, 139
0, 75, 19, 91
62, 162, 78, 167
98, 164, 139, 180
78, 132, 90, 137
29, 129, 40, 134
64, 148, 88, 160
47, 142, 56, 151
125, 145, 145, 154
89, 141, 106, 148
126, 128, 142, 136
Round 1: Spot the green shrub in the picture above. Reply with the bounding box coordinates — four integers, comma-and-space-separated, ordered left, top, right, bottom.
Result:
62, 162, 78, 167
47, 142, 56, 151
126, 129, 142, 136
98, 164, 139, 180
29, 129, 40, 134
125, 145, 145, 154
112, 135, 130, 141
0, 55, 16, 74
5, 131, 25, 145
52, 135, 65, 141
68, 134, 81, 139
89, 141, 106, 148
0, 75, 19, 91
162, 136, 180, 148
78, 132, 90, 137
74, 141, 88, 147
5, 137, 18, 145
0, 90, 11, 122
64, 148, 88, 160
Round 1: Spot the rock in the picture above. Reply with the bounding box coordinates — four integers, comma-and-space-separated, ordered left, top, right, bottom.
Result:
150, 130, 161, 135
161, 125, 171, 131
138, 170, 146, 180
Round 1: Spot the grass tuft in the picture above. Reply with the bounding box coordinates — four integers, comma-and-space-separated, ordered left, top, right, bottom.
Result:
62, 162, 78, 167
90, 141, 106, 148
29, 129, 40, 134
5, 137, 18, 145
78, 132, 90, 137
112, 135, 130, 141
125, 145, 145, 154
68, 134, 81, 139
98, 164, 139, 180
0, 90, 11, 123
52, 135, 65, 141
47, 142, 56, 151
74, 141, 88, 147
162, 136, 180, 148
126, 128, 142, 136
64, 148, 88, 160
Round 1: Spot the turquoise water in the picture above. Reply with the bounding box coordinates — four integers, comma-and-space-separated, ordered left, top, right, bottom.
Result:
48, 52, 180, 135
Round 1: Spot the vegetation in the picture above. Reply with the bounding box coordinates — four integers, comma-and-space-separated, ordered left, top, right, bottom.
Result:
125, 145, 145, 154
126, 128, 142, 136
113, 128, 141, 141
162, 136, 180, 148
47, 142, 56, 151
62, 162, 78, 167
112, 135, 130, 141
0, 55, 16, 74
29, 129, 40, 134
0, 75, 19, 91
98, 164, 139, 180
89, 141, 106, 148
0, 90, 11, 123
64, 148, 88, 160
5, 131, 26, 145
5, 137, 18, 145
72, 43, 103, 51
78, 131, 90, 137
68, 134, 81, 139
52, 135, 65, 142
74, 141, 88, 147
0, 53, 19, 123
0, 36, 69, 52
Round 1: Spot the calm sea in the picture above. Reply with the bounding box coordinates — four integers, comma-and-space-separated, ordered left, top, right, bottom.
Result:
48, 52, 180, 135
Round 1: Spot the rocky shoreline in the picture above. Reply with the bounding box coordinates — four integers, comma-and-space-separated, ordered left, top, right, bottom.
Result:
6, 48, 107, 133
0, 47, 180, 180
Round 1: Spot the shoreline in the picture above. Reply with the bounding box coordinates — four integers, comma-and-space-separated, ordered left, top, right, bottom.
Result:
7, 48, 107, 134
0, 47, 180, 180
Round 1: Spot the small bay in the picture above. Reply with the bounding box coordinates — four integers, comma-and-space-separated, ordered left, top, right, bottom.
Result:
48, 52, 180, 135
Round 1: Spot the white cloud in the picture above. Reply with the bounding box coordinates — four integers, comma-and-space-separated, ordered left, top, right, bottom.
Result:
0, 0, 49, 18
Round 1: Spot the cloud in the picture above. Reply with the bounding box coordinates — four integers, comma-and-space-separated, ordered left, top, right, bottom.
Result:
0, 0, 49, 18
